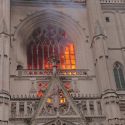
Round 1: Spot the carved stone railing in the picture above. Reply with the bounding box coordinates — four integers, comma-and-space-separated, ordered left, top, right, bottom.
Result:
9, 94, 104, 120
72, 0, 86, 2
14, 69, 95, 81
100, 0, 125, 4
10, 97, 39, 119
73, 0, 125, 3
16, 69, 89, 77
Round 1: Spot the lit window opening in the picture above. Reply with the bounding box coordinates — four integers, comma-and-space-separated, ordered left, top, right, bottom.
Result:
27, 26, 76, 70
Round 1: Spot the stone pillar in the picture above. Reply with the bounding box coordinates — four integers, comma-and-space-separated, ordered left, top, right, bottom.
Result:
24, 101, 27, 116
16, 102, 19, 117
0, 0, 10, 124
94, 100, 98, 116
87, 0, 122, 124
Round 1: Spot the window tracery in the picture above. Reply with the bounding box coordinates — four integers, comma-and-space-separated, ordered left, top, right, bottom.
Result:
36, 81, 73, 98
27, 25, 76, 70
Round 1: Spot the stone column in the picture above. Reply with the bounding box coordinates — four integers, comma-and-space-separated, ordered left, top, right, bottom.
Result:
87, 0, 122, 124
94, 100, 98, 116
16, 102, 20, 117
0, 0, 10, 124
24, 101, 27, 116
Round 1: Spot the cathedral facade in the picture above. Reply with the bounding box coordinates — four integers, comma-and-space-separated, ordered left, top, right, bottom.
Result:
0, 0, 125, 125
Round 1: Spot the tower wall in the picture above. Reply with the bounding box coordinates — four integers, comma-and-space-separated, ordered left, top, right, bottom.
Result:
87, 0, 123, 124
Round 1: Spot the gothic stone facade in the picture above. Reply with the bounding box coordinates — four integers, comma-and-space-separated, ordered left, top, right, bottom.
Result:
0, 0, 125, 125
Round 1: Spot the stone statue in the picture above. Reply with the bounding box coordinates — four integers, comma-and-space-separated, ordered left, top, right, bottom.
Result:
48, 55, 60, 77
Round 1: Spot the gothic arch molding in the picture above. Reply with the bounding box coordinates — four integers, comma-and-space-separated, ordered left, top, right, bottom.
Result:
14, 9, 85, 45
13, 9, 86, 68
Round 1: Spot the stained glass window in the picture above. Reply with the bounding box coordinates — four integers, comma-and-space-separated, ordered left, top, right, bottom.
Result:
113, 62, 125, 90
27, 25, 76, 70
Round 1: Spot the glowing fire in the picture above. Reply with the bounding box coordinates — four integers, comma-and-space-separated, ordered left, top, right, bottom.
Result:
60, 98, 66, 104
28, 43, 76, 70
37, 90, 44, 97
60, 43, 76, 69
47, 98, 52, 103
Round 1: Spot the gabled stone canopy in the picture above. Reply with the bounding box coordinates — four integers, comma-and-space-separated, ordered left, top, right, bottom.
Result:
31, 77, 85, 125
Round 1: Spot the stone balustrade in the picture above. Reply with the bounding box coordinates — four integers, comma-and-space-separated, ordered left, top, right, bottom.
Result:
74, 0, 125, 3
16, 69, 89, 77
11, 93, 101, 100
10, 99, 39, 119
71, 0, 86, 2
72, 0, 125, 3
9, 95, 104, 119
100, 0, 125, 4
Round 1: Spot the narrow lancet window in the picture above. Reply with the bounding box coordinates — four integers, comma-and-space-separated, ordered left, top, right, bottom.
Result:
113, 62, 125, 90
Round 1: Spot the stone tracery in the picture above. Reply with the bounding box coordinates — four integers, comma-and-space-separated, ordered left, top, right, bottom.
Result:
27, 25, 76, 70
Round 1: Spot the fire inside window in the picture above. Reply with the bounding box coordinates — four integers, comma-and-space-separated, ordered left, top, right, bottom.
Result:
27, 26, 76, 70
27, 43, 76, 70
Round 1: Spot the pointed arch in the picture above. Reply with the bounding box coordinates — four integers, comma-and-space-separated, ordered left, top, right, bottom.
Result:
113, 62, 125, 90
13, 9, 87, 68
31, 78, 84, 125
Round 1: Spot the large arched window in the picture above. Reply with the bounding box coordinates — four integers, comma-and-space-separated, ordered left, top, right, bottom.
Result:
27, 25, 76, 70
113, 62, 125, 90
